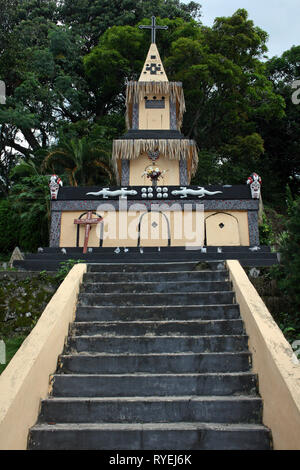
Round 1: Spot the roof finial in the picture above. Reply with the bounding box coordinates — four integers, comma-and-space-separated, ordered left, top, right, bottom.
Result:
139, 16, 168, 44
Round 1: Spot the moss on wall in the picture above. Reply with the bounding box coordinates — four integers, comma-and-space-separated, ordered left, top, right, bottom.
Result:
0, 272, 59, 339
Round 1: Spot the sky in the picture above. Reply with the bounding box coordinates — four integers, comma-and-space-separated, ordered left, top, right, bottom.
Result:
186, 0, 300, 58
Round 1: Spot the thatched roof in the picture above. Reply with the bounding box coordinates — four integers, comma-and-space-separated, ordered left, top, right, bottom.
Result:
125, 81, 186, 130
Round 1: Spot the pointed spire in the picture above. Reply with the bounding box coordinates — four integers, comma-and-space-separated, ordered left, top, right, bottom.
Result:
139, 43, 168, 82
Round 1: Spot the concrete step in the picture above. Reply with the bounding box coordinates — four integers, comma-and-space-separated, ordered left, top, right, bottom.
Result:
50, 373, 257, 397
66, 335, 249, 354
14, 254, 278, 271
14, 257, 278, 271
38, 396, 263, 424
70, 319, 244, 337
28, 422, 272, 450
35, 245, 273, 253
80, 281, 232, 294
58, 352, 252, 374
78, 291, 235, 307
83, 270, 229, 283
24, 251, 277, 261
87, 261, 226, 272
75, 304, 241, 322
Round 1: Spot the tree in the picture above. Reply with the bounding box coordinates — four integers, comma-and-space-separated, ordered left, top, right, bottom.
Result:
0, 1, 201, 168
0, 0, 60, 157
0, 198, 20, 253
43, 128, 115, 186
279, 195, 300, 306
8, 159, 50, 251
59, 0, 202, 52
0, 3, 296, 204
268, 194, 300, 342
84, 11, 284, 185
165, 10, 284, 184
254, 46, 300, 207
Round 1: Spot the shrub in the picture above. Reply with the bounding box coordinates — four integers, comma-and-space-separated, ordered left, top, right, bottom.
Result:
278, 197, 300, 308
259, 212, 275, 246
0, 199, 20, 253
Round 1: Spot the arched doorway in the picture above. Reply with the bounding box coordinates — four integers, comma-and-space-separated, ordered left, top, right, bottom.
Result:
205, 212, 241, 246
138, 211, 171, 247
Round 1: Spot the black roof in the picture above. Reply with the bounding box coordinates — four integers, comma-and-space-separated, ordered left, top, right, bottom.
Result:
118, 130, 188, 140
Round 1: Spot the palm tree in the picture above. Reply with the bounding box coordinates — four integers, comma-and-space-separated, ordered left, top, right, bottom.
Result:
43, 135, 114, 186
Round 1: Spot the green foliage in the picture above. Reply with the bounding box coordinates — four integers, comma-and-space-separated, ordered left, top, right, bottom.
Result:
43, 128, 115, 186
191, 151, 222, 185
285, 184, 296, 216
59, 0, 201, 51
9, 163, 50, 251
277, 196, 300, 308
0, 160, 50, 253
259, 213, 275, 246
255, 194, 300, 344
257, 46, 300, 206
248, 266, 300, 345
0, 199, 20, 253
55, 259, 85, 283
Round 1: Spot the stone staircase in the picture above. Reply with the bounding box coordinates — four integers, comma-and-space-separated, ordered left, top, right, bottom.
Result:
28, 261, 272, 450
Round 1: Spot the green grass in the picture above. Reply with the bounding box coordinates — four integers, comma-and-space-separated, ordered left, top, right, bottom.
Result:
0, 335, 27, 374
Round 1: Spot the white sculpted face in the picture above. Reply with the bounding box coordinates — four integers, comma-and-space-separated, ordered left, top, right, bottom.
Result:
49, 175, 63, 200
247, 173, 262, 199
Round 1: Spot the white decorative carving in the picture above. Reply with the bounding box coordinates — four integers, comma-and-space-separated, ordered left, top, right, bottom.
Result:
87, 188, 138, 199
249, 246, 260, 252
247, 173, 262, 199
171, 186, 223, 199
147, 149, 160, 162
49, 174, 63, 200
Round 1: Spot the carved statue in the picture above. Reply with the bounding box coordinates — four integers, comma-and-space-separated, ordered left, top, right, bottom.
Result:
147, 149, 160, 162
86, 188, 138, 199
247, 173, 262, 199
171, 186, 223, 199
49, 174, 63, 200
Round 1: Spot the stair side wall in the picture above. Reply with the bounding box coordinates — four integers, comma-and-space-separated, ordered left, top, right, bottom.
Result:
0, 264, 87, 450
227, 260, 300, 450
